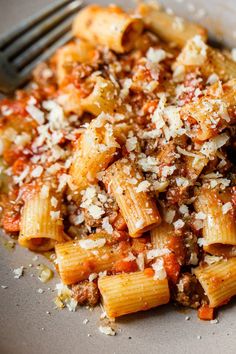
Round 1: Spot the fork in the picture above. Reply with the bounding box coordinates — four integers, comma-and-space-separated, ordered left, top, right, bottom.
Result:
0, 0, 84, 94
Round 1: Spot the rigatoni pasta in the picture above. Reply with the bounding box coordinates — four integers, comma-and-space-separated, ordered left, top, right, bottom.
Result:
137, 3, 207, 48
55, 233, 131, 285
104, 158, 161, 237
194, 258, 236, 307
69, 114, 119, 201
81, 76, 119, 116
56, 40, 97, 86
151, 221, 174, 249
73, 4, 143, 53
180, 79, 236, 141
194, 187, 236, 257
19, 184, 64, 251
175, 36, 236, 82
98, 270, 170, 318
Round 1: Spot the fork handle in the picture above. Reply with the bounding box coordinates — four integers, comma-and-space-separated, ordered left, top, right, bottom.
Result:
0, 52, 19, 94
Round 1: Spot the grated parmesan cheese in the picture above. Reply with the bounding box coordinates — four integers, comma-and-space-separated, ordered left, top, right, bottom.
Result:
204, 255, 223, 265
13, 166, 30, 186
43, 100, 68, 130
179, 204, 189, 215
135, 220, 144, 229
197, 238, 208, 247
99, 326, 116, 336
15, 132, 31, 147
13, 266, 24, 279
123, 252, 136, 262
177, 146, 204, 159
146, 48, 166, 63
79, 238, 106, 250
173, 219, 185, 229
152, 258, 166, 280
207, 73, 219, 85
70, 213, 84, 225
146, 248, 170, 260
50, 211, 60, 220
195, 212, 206, 220
88, 205, 105, 219
200, 133, 229, 158
164, 209, 176, 224
40, 185, 50, 199
126, 136, 138, 152
31, 165, 43, 178
136, 253, 145, 271
88, 273, 98, 282
178, 35, 207, 66
26, 104, 45, 125
102, 217, 113, 234
222, 202, 232, 215
193, 219, 204, 230
136, 180, 151, 193
50, 197, 58, 208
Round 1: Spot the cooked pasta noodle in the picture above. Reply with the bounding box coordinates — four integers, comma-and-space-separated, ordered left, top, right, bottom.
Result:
73, 4, 143, 53
194, 187, 236, 257
98, 270, 170, 317
194, 258, 236, 307
104, 158, 161, 237
137, 3, 207, 47
19, 185, 64, 251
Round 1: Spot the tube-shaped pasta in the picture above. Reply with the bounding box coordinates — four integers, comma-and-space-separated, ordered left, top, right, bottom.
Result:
184, 153, 208, 181
98, 270, 170, 318
72, 4, 143, 53
175, 37, 236, 82
55, 234, 131, 285
19, 185, 64, 252
136, 3, 207, 48
194, 187, 236, 257
151, 221, 174, 249
180, 79, 236, 141
194, 258, 236, 307
57, 84, 83, 116
112, 123, 133, 145
104, 158, 161, 238
81, 76, 119, 116
202, 47, 236, 82
59, 76, 120, 116
150, 220, 178, 249
56, 40, 97, 86
69, 115, 119, 202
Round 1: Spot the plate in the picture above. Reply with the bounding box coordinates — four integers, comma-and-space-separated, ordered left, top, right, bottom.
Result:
0, 1, 236, 353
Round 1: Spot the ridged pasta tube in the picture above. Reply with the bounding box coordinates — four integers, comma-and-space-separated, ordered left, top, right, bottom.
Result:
194, 258, 236, 307
73, 4, 143, 53
104, 158, 161, 237
98, 270, 170, 317
136, 3, 207, 48
19, 185, 64, 252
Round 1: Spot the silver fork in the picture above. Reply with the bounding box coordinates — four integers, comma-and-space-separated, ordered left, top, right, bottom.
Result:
0, 0, 84, 94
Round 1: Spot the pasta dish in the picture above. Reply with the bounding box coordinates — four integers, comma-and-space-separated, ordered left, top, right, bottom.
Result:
1, 2, 236, 328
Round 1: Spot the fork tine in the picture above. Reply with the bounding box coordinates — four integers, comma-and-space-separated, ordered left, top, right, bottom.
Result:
0, 0, 73, 49
18, 31, 73, 84
13, 17, 73, 69
4, 0, 82, 59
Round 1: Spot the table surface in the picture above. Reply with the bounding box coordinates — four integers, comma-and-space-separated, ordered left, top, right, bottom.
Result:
0, 1, 236, 354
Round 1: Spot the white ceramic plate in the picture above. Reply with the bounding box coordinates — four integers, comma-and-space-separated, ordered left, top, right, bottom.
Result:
0, 1, 236, 353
